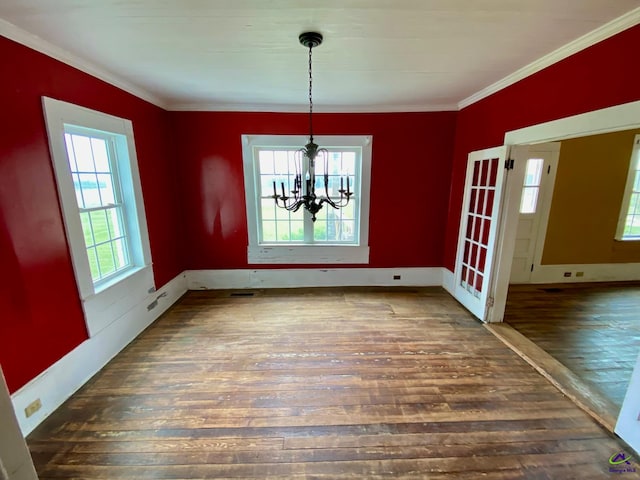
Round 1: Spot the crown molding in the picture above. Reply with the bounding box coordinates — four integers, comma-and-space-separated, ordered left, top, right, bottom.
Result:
0, 18, 167, 109
458, 7, 640, 110
167, 102, 459, 113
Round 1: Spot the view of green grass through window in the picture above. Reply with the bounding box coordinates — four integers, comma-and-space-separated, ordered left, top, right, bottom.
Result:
65, 131, 131, 282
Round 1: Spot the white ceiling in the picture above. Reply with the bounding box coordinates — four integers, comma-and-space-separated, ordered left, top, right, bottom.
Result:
1, 1, 639, 111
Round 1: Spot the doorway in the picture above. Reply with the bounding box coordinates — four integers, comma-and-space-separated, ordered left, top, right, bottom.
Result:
485, 100, 640, 453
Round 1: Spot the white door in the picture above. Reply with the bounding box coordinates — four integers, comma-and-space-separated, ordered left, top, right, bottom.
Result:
510, 143, 560, 283
453, 146, 507, 321
0, 368, 38, 480
616, 353, 640, 455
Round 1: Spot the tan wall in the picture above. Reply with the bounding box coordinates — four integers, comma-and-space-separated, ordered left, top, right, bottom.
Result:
542, 128, 640, 265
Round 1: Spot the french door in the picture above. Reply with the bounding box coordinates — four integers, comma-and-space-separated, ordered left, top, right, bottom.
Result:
453, 146, 507, 321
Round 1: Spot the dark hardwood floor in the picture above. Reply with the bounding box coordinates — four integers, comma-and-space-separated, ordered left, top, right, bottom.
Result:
28, 287, 638, 479
504, 282, 640, 415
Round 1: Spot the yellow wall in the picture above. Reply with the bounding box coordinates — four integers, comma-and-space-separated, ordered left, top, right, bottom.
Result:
542, 128, 640, 265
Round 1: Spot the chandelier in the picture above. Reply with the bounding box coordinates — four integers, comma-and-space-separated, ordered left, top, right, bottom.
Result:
272, 32, 353, 222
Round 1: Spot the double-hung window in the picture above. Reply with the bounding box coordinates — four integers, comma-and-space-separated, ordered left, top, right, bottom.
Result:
615, 134, 640, 241
242, 135, 372, 264
64, 126, 131, 283
43, 97, 152, 313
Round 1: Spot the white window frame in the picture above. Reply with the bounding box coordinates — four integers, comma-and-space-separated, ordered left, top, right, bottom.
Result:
43, 97, 153, 307
241, 135, 372, 264
615, 134, 640, 241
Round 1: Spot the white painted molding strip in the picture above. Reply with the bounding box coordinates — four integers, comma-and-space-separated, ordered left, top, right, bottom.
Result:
529, 263, 640, 284
0, 18, 165, 109
186, 268, 445, 290
459, 7, 640, 109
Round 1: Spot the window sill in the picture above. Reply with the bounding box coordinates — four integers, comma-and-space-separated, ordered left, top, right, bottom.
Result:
92, 265, 147, 297
248, 245, 369, 264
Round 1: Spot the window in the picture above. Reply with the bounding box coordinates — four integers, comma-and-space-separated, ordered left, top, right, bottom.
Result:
64, 127, 131, 283
519, 158, 544, 214
242, 135, 372, 264
616, 134, 640, 241
43, 97, 152, 300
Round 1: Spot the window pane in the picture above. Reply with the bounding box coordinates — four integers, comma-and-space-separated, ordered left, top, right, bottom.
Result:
86, 247, 100, 281
91, 138, 110, 172
113, 238, 129, 270
71, 134, 95, 172
524, 158, 544, 186
79, 174, 101, 208
96, 243, 116, 277
107, 207, 125, 239
261, 176, 277, 199
290, 221, 304, 241
316, 152, 329, 176
80, 211, 94, 247
341, 152, 356, 175
258, 150, 274, 174
90, 209, 110, 243
97, 173, 115, 205
313, 221, 328, 241
520, 186, 539, 214
274, 151, 291, 175
277, 220, 291, 241
262, 220, 276, 242
341, 201, 356, 220
72, 173, 85, 208
261, 199, 277, 221
337, 220, 355, 242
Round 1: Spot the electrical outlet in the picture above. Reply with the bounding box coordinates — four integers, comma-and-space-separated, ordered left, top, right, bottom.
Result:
393, 275, 401, 280
576, 271, 584, 277
563, 272, 572, 277
25, 398, 42, 418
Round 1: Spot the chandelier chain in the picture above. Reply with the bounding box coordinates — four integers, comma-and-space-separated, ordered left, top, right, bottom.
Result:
272, 32, 353, 222
308, 44, 313, 140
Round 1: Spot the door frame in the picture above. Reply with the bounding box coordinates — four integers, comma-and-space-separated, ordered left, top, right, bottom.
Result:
487, 100, 640, 324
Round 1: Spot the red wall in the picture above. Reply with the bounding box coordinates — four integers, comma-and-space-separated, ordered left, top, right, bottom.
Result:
0, 36, 182, 393
4, 21, 639, 395
444, 24, 640, 271
171, 111, 458, 269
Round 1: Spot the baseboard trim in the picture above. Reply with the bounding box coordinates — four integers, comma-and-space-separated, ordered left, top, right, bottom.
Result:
186, 267, 444, 290
528, 263, 640, 284
441, 268, 455, 295
11, 272, 188, 436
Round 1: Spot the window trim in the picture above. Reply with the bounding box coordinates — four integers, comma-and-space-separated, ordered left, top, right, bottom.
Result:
42, 97, 152, 300
615, 134, 640, 241
241, 134, 372, 264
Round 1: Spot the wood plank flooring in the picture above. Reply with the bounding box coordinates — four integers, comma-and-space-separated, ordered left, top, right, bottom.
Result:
28, 287, 639, 479
504, 282, 640, 414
